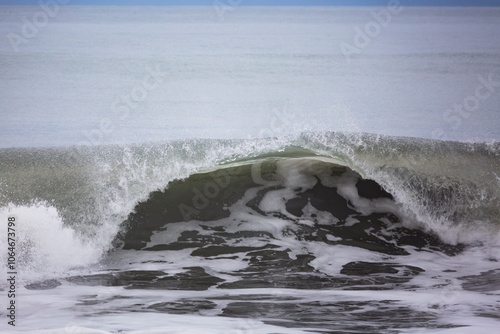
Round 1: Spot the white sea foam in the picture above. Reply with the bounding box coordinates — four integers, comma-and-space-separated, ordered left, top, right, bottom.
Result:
0, 203, 102, 284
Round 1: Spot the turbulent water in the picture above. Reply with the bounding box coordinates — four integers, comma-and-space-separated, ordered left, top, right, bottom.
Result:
1, 132, 499, 333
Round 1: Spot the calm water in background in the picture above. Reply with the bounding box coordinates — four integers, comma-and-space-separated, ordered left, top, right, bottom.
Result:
0, 6, 499, 148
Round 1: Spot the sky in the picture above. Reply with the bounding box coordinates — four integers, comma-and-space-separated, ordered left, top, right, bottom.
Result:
1, 0, 500, 6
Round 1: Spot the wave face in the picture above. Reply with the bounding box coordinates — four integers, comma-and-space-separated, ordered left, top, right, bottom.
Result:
117, 154, 464, 257
1, 132, 499, 333
1, 133, 499, 280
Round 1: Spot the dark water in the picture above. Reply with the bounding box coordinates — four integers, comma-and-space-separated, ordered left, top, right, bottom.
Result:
1, 133, 499, 333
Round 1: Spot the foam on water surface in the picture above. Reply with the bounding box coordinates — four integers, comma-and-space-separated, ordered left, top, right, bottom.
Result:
0, 134, 499, 333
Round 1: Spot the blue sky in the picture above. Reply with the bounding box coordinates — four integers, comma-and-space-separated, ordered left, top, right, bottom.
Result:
1, 0, 500, 6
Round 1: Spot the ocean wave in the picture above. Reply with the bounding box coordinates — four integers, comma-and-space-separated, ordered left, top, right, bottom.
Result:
0, 132, 499, 282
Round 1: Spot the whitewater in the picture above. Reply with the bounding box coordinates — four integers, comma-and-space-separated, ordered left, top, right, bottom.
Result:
0, 5, 500, 334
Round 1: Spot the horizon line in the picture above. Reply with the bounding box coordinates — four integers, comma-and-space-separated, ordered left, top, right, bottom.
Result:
2, 0, 500, 7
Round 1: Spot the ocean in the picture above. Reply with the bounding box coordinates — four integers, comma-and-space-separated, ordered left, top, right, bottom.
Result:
0, 5, 500, 334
